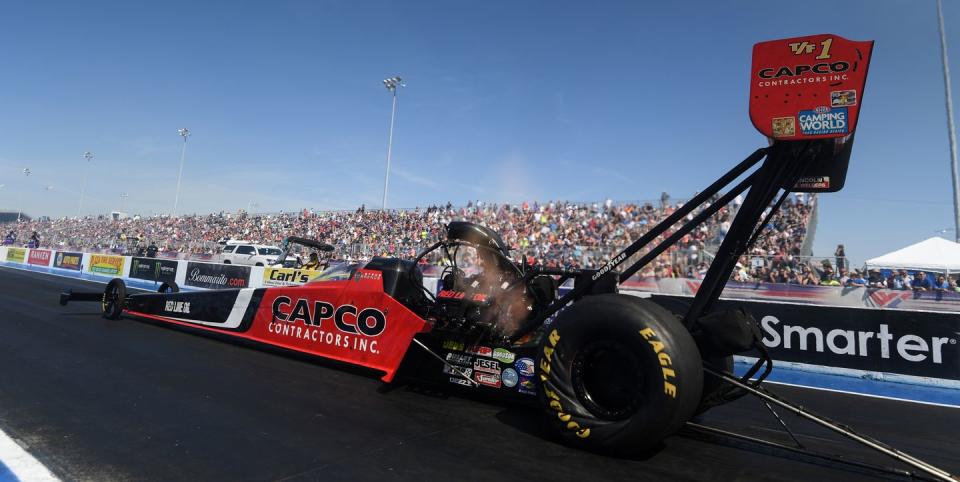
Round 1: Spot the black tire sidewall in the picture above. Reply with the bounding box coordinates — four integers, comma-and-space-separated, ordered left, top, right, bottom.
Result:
158, 281, 180, 293
102, 278, 126, 320
538, 294, 702, 453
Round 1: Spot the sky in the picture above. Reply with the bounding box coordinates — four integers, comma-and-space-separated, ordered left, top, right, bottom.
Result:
0, 0, 958, 264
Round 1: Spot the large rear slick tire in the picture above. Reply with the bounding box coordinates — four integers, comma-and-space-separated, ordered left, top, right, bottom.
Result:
102, 278, 127, 320
537, 294, 703, 454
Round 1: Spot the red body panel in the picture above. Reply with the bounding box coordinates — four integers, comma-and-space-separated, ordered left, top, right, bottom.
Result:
127, 270, 432, 382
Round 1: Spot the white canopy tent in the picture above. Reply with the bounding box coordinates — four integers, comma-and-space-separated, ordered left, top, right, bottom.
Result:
864, 236, 960, 274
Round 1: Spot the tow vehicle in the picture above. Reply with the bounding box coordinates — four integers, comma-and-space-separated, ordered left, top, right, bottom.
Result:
58, 35, 958, 481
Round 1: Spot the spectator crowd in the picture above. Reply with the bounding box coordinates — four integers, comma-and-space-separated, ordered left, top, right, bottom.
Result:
2, 193, 820, 283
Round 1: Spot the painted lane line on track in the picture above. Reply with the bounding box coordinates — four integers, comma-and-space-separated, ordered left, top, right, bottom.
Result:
0, 428, 59, 481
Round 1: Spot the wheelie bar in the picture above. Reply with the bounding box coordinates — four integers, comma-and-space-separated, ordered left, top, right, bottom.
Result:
703, 366, 959, 482
58, 289, 103, 306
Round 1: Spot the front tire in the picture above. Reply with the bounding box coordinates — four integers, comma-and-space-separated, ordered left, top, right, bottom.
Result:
102, 278, 127, 320
537, 294, 702, 454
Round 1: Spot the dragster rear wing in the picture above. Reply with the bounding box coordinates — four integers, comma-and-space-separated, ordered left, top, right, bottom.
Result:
750, 34, 874, 192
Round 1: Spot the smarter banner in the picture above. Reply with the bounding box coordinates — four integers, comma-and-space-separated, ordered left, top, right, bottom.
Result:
651, 295, 960, 381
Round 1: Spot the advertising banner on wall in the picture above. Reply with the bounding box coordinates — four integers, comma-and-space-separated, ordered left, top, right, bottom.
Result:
88, 254, 126, 276
184, 262, 250, 289
652, 295, 960, 381
6, 248, 25, 263
262, 267, 323, 287
129, 257, 178, 283
53, 251, 83, 271
27, 249, 52, 266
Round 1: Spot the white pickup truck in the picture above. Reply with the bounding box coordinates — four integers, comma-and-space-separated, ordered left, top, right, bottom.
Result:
218, 242, 285, 267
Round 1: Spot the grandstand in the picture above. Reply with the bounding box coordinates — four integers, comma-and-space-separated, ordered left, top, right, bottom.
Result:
0, 194, 817, 279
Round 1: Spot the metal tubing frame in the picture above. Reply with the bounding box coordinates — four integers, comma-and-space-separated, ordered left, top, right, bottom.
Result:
521, 147, 770, 330
703, 366, 958, 482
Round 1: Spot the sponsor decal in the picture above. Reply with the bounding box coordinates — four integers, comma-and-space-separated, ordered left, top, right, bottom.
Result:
794, 176, 830, 190
473, 358, 500, 375
53, 251, 83, 271
88, 254, 125, 276
263, 267, 322, 287
515, 357, 535, 377
445, 352, 472, 366
442, 340, 464, 351
449, 377, 472, 387
592, 251, 626, 281
185, 262, 249, 289
756, 61, 850, 81
353, 270, 382, 281
437, 290, 487, 302
466, 345, 493, 357
501, 368, 519, 388
541, 329, 591, 439
518, 376, 537, 395
492, 348, 515, 363
268, 296, 386, 354
130, 257, 178, 283
443, 365, 472, 377
6, 248, 25, 263
164, 300, 191, 314
798, 106, 848, 136
27, 249, 51, 266
474, 371, 501, 388
771, 117, 795, 138
830, 89, 857, 107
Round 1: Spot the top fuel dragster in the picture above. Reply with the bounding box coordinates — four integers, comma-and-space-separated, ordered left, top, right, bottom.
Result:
58, 35, 958, 481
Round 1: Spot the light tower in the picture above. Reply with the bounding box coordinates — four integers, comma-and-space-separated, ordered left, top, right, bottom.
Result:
78, 151, 93, 217
381, 76, 404, 210
17, 168, 31, 222
173, 128, 191, 214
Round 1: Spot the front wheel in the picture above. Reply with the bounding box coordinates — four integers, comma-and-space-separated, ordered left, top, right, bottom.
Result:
537, 294, 703, 454
102, 278, 127, 320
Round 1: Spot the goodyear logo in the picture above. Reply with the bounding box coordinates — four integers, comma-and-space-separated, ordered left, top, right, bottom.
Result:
540, 329, 591, 439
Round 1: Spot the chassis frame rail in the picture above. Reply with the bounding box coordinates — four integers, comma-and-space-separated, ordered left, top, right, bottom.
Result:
703, 367, 958, 482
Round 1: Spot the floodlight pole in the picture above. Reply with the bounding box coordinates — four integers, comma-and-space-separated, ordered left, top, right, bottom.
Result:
79, 151, 93, 217
382, 76, 404, 210
937, 0, 960, 242
174, 128, 190, 215
17, 168, 31, 222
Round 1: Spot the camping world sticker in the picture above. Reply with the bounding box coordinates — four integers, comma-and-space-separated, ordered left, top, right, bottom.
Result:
798, 106, 847, 136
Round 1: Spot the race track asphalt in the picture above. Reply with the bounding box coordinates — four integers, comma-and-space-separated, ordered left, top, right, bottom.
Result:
0, 266, 957, 481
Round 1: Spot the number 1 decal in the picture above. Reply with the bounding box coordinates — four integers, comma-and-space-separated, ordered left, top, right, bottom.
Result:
788, 37, 834, 59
